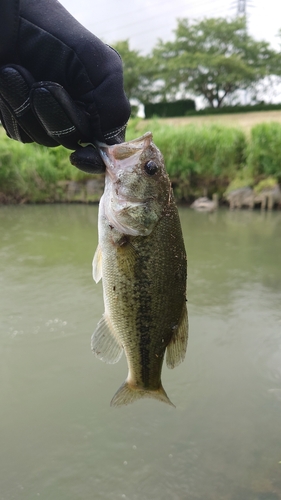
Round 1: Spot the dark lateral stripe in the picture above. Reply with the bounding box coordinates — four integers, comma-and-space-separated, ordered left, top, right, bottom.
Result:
134, 251, 153, 387
140, 329, 152, 387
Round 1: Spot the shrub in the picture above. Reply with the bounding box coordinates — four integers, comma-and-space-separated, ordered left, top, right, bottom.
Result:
254, 177, 278, 193
144, 100, 195, 118
0, 136, 27, 200
1, 119, 280, 203
186, 103, 281, 116
126, 121, 247, 198
247, 122, 281, 180
140, 122, 246, 191
0, 128, 72, 201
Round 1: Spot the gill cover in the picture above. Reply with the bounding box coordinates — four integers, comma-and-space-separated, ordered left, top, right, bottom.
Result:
97, 132, 171, 237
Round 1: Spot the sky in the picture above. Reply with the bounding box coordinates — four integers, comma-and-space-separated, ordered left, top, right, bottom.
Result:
59, 0, 281, 53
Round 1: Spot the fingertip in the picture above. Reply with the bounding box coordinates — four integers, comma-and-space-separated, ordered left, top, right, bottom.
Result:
70, 146, 105, 174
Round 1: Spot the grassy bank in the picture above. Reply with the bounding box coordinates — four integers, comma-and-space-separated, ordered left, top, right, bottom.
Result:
0, 114, 281, 204
128, 120, 247, 199
128, 118, 281, 200
141, 109, 281, 135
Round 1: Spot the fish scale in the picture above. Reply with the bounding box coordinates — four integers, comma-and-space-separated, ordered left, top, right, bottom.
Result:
91, 132, 188, 407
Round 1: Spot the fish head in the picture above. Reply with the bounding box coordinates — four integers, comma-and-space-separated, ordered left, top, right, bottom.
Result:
98, 132, 171, 236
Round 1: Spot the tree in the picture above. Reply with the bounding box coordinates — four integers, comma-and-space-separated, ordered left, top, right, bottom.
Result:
112, 40, 142, 102
150, 17, 281, 108
112, 40, 167, 108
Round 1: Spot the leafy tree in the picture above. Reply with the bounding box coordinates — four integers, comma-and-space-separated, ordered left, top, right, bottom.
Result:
150, 17, 281, 108
112, 40, 154, 108
112, 40, 166, 108
112, 40, 143, 101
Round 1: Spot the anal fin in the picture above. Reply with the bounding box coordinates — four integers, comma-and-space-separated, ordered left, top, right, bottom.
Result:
166, 305, 188, 369
91, 314, 123, 364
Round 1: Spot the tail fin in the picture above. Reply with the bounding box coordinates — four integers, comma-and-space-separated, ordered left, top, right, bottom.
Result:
110, 380, 175, 408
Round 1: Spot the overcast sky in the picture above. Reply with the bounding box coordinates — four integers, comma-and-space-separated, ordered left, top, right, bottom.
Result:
59, 0, 281, 53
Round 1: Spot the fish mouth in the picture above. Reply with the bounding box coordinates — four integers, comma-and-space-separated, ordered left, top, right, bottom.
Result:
97, 132, 153, 173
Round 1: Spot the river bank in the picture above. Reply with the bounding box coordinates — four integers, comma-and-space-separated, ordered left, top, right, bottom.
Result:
1, 113, 281, 205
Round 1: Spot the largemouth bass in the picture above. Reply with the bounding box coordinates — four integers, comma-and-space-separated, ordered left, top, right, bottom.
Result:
92, 132, 188, 407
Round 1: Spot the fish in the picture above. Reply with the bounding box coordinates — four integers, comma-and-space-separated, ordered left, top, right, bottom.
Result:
91, 132, 188, 407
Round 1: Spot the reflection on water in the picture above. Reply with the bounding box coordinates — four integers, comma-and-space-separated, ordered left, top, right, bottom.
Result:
0, 205, 281, 500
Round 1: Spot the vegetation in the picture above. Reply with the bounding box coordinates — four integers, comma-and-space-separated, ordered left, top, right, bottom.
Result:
112, 40, 148, 105
144, 100, 195, 118
1, 14, 281, 204
129, 120, 246, 199
247, 122, 281, 178
1, 117, 281, 204
0, 131, 72, 203
185, 103, 281, 116
254, 177, 278, 193
114, 17, 281, 110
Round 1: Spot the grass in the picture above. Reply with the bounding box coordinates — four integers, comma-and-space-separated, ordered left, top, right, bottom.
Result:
137, 110, 281, 136
128, 119, 247, 198
247, 122, 281, 178
1, 109, 281, 203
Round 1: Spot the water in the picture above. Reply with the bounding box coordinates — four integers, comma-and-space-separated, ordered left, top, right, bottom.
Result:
0, 204, 281, 500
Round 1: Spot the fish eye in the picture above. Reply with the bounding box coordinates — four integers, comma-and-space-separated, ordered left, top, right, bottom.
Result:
144, 160, 158, 176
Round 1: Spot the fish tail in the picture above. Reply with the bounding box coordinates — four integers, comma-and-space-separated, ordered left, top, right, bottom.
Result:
110, 380, 175, 408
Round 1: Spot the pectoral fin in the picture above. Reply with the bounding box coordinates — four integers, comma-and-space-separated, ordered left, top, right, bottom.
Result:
116, 240, 137, 277
92, 244, 102, 283
91, 314, 123, 364
166, 305, 188, 369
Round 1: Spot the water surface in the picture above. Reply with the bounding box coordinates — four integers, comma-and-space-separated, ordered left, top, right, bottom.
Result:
1, 205, 281, 500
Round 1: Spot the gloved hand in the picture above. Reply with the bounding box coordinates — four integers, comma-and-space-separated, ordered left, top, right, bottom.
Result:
0, 0, 131, 173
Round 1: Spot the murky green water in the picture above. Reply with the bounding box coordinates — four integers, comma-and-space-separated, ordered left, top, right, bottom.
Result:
1, 204, 281, 500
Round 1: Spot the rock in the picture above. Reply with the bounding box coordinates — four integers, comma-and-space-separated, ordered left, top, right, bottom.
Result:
225, 187, 254, 210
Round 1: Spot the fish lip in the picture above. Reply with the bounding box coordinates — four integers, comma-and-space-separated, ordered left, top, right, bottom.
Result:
99, 150, 115, 173
96, 132, 154, 174
96, 132, 153, 154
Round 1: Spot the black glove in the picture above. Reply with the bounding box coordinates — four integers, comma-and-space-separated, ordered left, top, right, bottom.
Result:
0, 0, 131, 173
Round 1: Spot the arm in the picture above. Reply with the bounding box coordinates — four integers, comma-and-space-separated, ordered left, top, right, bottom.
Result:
0, 0, 131, 172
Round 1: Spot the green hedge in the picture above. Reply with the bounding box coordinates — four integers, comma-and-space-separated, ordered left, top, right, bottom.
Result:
144, 99, 195, 118
186, 103, 281, 116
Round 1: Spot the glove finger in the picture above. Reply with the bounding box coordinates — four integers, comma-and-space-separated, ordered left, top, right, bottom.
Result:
70, 146, 105, 174
103, 124, 127, 145
0, 95, 33, 143
30, 82, 92, 150
0, 65, 57, 146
